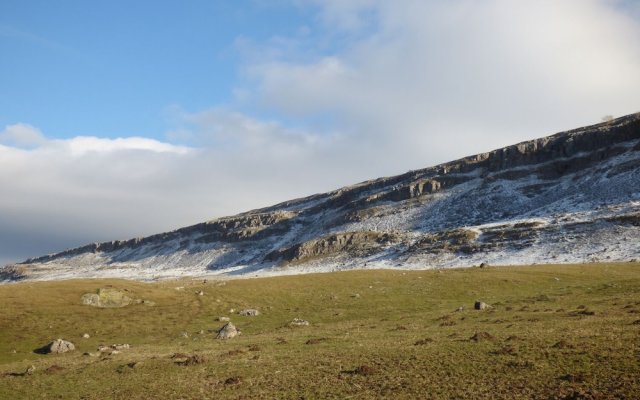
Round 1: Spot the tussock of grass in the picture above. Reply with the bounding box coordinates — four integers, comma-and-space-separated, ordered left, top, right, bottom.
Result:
0, 263, 639, 399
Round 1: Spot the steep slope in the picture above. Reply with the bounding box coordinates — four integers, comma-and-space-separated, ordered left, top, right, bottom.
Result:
3, 113, 640, 281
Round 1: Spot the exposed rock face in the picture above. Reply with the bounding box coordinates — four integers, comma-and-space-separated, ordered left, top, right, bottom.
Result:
267, 231, 399, 263
3, 112, 640, 281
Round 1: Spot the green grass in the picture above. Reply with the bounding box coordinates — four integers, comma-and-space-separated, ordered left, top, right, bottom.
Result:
1, 263, 639, 399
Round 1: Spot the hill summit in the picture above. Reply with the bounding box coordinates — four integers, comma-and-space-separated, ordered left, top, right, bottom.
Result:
3, 113, 640, 281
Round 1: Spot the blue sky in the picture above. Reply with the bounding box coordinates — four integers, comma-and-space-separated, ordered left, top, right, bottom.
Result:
1, 0, 639, 264
0, 1, 317, 139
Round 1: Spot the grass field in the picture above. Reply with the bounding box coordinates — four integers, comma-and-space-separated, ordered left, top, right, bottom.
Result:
1, 263, 639, 399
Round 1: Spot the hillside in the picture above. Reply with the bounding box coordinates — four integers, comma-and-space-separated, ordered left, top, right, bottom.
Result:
2, 113, 640, 281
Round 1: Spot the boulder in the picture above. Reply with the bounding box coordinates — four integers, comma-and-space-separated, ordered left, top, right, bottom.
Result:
216, 322, 239, 339
81, 288, 132, 308
474, 301, 490, 310
42, 339, 75, 354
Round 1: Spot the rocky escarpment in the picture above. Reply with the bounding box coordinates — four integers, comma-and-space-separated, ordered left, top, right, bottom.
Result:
4, 112, 640, 281
266, 231, 401, 264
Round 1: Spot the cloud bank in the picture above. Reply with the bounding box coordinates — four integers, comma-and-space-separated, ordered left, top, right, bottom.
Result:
2, 0, 640, 264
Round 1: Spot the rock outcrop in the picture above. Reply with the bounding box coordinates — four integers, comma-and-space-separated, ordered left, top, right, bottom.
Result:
3, 112, 640, 281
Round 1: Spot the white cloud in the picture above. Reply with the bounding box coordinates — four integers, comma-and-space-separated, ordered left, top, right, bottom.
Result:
0, 123, 47, 148
248, 0, 640, 169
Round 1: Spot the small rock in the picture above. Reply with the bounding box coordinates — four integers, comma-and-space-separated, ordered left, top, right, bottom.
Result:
195, 290, 204, 296
25, 365, 35, 375
470, 331, 495, 342
198, 330, 205, 335
83, 352, 99, 357
229, 308, 235, 313
474, 301, 490, 310
289, 318, 310, 327
456, 306, 464, 312
353, 365, 374, 376
82, 333, 90, 339
176, 354, 206, 366
216, 316, 230, 322
110, 350, 121, 355
181, 332, 189, 338
217, 322, 239, 340
352, 293, 361, 299
97, 345, 110, 352
111, 344, 130, 350
224, 376, 242, 385
238, 309, 260, 317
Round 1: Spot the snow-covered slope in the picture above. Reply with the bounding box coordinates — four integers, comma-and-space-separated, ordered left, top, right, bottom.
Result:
3, 113, 640, 281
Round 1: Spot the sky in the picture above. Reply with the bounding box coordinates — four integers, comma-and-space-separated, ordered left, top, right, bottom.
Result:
1, 0, 639, 265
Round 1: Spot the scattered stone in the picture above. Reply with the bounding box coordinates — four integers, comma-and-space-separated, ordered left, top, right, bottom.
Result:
305, 338, 328, 345
195, 290, 204, 296
474, 301, 491, 310
134, 299, 156, 306
81, 288, 132, 308
37, 339, 75, 354
198, 330, 205, 335
25, 365, 36, 375
110, 350, 121, 355
111, 344, 130, 350
217, 322, 239, 339
83, 352, 99, 357
82, 333, 90, 339
289, 318, 310, 327
216, 317, 230, 322
11, 349, 16, 354
97, 345, 110, 352
552, 340, 575, 349
456, 306, 464, 312
238, 309, 260, 317
352, 293, 361, 299
558, 373, 586, 383
224, 376, 242, 385
353, 365, 374, 376
229, 308, 235, 313
470, 332, 495, 342
175, 354, 206, 366
181, 332, 189, 339
44, 365, 64, 374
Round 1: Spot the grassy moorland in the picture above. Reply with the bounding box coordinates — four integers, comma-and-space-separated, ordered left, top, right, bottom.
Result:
0, 263, 639, 399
